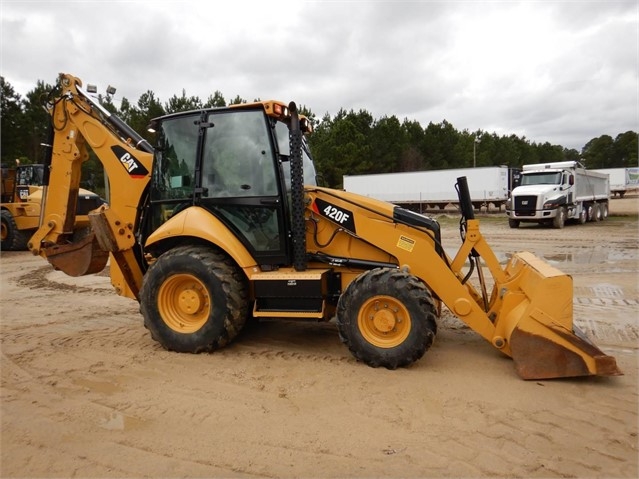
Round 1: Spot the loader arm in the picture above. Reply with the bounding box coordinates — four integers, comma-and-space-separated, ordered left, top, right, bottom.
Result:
28, 73, 154, 299
304, 185, 621, 379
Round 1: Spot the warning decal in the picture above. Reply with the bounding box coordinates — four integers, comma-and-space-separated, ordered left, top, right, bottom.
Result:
397, 235, 415, 252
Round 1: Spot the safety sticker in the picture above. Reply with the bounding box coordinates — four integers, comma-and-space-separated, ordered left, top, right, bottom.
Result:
397, 235, 415, 252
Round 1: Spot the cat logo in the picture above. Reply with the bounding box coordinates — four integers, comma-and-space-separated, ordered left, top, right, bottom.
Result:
111, 145, 149, 178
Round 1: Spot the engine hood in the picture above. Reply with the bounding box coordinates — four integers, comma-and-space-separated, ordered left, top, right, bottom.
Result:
512, 184, 560, 196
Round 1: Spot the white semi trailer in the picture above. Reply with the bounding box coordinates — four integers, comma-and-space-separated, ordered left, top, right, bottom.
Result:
506, 161, 610, 229
593, 167, 639, 198
343, 166, 514, 211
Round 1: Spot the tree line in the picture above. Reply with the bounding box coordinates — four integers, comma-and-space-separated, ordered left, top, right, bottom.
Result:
2, 75, 637, 193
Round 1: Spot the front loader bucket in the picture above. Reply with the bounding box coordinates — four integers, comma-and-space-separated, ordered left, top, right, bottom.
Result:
495, 252, 622, 380
42, 232, 109, 277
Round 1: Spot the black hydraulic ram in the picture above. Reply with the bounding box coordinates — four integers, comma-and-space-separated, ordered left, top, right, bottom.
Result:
76, 83, 154, 154
455, 176, 489, 310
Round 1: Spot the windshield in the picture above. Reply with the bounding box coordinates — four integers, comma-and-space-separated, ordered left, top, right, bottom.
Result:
275, 122, 317, 187
520, 172, 562, 186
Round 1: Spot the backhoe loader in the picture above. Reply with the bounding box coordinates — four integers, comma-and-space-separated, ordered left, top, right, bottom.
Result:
1, 162, 104, 250
29, 73, 621, 380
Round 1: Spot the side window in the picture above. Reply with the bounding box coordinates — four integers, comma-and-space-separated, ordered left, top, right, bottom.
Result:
202, 111, 277, 198
275, 122, 317, 190
151, 114, 199, 201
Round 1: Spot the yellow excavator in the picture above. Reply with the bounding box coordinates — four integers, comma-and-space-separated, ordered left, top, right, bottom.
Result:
28, 73, 621, 380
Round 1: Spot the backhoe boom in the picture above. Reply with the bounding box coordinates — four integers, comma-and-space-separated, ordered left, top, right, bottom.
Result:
29, 73, 153, 298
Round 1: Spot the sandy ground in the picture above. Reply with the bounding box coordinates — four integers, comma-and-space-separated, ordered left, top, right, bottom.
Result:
1, 196, 638, 478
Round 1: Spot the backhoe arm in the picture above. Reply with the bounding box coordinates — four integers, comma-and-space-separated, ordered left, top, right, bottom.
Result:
29, 73, 154, 299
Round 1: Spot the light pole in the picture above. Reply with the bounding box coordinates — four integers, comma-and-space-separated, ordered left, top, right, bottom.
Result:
473, 136, 481, 168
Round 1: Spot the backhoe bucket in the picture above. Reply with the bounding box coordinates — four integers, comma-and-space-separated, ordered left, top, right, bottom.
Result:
496, 252, 622, 380
42, 232, 109, 277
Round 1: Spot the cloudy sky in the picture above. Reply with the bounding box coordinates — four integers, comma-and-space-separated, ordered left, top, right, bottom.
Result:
1, 0, 637, 150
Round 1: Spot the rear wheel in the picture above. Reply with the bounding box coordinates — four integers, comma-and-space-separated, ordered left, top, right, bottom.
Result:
336, 268, 437, 369
552, 207, 566, 229
593, 203, 602, 222
600, 202, 608, 220
578, 208, 587, 224
140, 245, 249, 353
1, 210, 29, 251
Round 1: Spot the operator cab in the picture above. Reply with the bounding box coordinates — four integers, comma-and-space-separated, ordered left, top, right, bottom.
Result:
144, 104, 317, 268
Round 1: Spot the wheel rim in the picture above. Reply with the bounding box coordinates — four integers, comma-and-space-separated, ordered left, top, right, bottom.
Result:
357, 295, 411, 348
158, 273, 211, 333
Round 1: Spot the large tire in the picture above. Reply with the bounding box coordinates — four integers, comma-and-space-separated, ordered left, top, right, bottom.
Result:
336, 268, 437, 369
508, 218, 520, 229
593, 203, 602, 222
1, 210, 29, 251
578, 208, 587, 224
552, 206, 566, 229
600, 202, 608, 220
140, 245, 249, 353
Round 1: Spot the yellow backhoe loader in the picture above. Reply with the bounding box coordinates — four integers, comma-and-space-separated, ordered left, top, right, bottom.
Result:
1, 162, 104, 251
29, 73, 621, 380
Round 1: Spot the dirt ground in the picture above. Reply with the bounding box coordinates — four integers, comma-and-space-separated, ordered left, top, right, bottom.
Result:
1, 196, 638, 478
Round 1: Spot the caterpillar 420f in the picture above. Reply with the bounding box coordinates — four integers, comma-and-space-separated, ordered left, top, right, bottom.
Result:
29, 74, 621, 380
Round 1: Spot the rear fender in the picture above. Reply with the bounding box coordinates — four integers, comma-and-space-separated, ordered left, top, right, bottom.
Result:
145, 206, 256, 269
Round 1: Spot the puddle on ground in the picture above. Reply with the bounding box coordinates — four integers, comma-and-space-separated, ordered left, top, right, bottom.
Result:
540, 250, 639, 265
73, 378, 121, 395
100, 411, 145, 431
445, 247, 638, 268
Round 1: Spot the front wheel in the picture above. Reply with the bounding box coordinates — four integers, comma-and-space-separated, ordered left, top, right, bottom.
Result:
140, 245, 249, 353
336, 268, 437, 369
508, 218, 520, 229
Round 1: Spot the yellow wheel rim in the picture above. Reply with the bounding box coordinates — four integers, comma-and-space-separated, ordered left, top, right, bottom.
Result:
158, 273, 211, 333
357, 295, 411, 348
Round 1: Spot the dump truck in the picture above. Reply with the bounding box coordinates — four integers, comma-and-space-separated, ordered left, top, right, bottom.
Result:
506, 161, 610, 229
28, 74, 621, 380
1, 162, 104, 250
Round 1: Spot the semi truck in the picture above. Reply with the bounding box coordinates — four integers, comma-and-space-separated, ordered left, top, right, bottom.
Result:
506, 161, 610, 229
343, 166, 517, 212
593, 167, 639, 198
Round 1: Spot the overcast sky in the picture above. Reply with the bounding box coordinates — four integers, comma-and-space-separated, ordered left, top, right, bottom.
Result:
1, 0, 637, 150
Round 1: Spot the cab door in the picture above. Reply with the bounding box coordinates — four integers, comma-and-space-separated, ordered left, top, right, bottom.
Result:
198, 109, 291, 268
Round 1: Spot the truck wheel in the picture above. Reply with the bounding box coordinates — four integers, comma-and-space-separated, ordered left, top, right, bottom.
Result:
593, 203, 602, 222
1, 210, 29, 251
552, 207, 566, 229
140, 245, 249, 353
508, 218, 520, 229
336, 268, 437, 369
600, 203, 608, 220
578, 208, 587, 224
